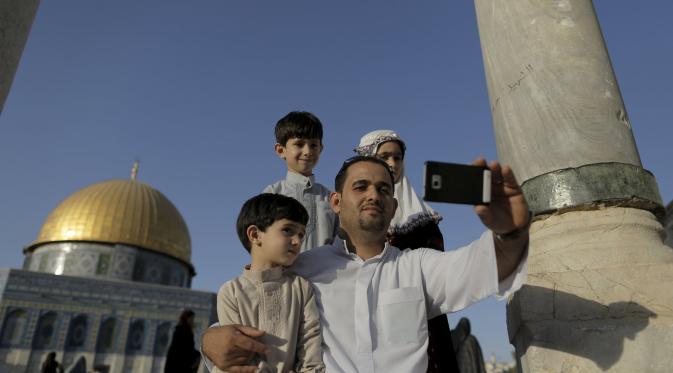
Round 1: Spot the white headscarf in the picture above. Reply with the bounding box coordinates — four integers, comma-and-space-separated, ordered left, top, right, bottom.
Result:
354, 130, 442, 235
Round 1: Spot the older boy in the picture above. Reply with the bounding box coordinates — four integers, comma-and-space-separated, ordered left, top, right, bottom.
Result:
263, 111, 338, 252
215, 193, 325, 373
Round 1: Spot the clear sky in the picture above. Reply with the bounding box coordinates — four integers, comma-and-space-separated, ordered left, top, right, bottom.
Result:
1, 0, 672, 363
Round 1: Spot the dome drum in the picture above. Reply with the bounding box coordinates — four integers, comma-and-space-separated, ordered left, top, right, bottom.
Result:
25, 242, 192, 288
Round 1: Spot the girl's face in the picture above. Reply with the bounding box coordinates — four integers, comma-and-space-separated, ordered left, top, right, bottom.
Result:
375, 141, 404, 183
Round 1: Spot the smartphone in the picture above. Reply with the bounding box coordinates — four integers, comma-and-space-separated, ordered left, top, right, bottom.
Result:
423, 161, 491, 205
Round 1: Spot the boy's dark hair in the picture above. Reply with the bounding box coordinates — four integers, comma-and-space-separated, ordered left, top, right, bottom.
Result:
275, 111, 324, 146
334, 156, 395, 193
236, 193, 309, 252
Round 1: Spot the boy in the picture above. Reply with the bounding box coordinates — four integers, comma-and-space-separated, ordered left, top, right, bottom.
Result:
263, 111, 338, 252
215, 193, 325, 373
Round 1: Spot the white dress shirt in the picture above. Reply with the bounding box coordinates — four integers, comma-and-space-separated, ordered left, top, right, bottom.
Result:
264, 171, 339, 252
290, 232, 527, 373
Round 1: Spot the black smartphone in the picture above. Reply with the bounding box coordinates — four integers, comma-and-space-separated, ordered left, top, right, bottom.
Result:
423, 161, 491, 205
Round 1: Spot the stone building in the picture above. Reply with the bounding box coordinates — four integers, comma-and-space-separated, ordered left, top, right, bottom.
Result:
0, 176, 216, 372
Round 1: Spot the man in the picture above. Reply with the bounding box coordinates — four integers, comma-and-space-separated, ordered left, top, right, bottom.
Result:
203, 156, 530, 372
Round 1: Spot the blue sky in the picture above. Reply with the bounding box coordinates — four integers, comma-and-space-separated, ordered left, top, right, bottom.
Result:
1, 0, 672, 362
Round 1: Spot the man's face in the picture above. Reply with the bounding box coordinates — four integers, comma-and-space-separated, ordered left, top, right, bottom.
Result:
331, 161, 397, 236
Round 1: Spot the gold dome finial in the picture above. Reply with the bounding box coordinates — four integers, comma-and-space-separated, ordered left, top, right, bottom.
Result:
131, 160, 139, 180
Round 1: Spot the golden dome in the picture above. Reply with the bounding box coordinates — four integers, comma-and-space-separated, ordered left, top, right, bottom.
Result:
27, 179, 192, 265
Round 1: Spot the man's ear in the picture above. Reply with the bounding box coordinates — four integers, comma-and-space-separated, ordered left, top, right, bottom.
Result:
274, 143, 286, 160
392, 198, 399, 215
246, 225, 262, 246
318, 142, 324, 154
329, 192, 341, 214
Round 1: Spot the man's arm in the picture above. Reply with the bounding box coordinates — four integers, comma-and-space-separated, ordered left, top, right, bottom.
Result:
493, 219, 529, 281
205, 283, 268, 372
201, 324, 267, 373
419, 232, 502, 317
472, 159, 530, 280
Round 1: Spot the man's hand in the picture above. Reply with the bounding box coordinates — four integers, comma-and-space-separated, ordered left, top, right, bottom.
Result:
202, 324, 267, 372
472, 158, 530, 280
472, 158, 529, 234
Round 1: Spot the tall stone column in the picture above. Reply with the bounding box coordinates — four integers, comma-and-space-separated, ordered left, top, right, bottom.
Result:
0, 0, 40, 115
473, 0, 673, 371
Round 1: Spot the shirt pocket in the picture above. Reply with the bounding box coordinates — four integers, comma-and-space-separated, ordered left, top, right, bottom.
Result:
378, 287, 426, 345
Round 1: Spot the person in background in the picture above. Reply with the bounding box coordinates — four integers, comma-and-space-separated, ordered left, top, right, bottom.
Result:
165, 309, 201, 373
354, 129, 457, 372
41, 351, 64, 373
451, 318, 487, 373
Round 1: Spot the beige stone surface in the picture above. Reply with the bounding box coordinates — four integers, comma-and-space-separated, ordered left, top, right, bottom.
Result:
508, 208, 673, 372
473, 0, 641, 182
0, 0, 40, 114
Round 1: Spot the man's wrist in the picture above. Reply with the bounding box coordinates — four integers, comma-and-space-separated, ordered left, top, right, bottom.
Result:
495, 211, 532, 242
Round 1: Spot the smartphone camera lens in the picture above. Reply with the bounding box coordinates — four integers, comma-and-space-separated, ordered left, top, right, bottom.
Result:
431, 175, 442, 189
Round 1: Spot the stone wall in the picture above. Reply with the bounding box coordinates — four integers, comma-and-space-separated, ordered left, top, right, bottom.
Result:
0, 269, 216, 373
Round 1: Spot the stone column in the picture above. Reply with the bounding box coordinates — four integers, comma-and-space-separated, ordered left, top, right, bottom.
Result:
473, 0, 673, 371
0, 0, 40, 114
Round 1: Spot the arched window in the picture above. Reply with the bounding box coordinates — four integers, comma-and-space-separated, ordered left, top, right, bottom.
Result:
32, 311, 58, 349
0, 309, 28, 346
126, 319, 145, 354
66, 314, 88, 349
96, 317, 117, 353
170, 271, 184, 287
153, 322, 172, 356
145, 265, 162, 284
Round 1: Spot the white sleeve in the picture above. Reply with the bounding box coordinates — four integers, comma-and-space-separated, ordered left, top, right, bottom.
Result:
419, 231, 526, 318
200, 322, 221, 372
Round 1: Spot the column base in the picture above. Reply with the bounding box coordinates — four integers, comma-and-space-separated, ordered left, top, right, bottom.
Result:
508, 207, 673, 372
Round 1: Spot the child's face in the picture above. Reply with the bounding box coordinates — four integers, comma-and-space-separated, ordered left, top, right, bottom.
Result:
249, 219, 306, 270
275, 138, 323, 176
375, 141, 404, 183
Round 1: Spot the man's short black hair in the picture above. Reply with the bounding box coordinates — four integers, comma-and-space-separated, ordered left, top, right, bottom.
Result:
334, 156, 395, 193
275, 111, 324, 146
236, 193, 309, 252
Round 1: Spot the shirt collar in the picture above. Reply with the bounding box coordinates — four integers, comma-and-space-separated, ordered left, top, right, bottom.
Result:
334, 237, 388, 262
286, 171, 314, 188
241, 265, 285, 282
